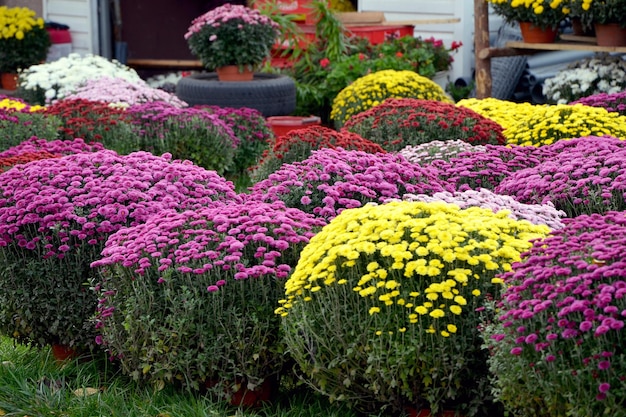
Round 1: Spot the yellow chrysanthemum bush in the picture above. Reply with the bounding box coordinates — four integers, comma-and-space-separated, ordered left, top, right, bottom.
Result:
330, 69, 452, 128
505, 103, 626, 146
456, 98, 540, 132
277, 200, 550, 416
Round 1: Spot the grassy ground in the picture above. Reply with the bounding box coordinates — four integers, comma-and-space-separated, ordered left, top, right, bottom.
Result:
0, 335, 391, 417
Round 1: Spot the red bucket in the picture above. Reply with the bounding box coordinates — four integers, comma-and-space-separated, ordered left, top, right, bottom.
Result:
266, 115, 322, 137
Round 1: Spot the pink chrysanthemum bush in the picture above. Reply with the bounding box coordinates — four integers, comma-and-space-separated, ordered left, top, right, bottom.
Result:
127, 102, 239, 175
0, 150, 239, 351
0, 136, 105, 158
571, 90, 626, 116
247, 147, 451, 221
495, 136, 626, 217
398, 140, 486, 165
481, 211, 626, 417
63, 76, 188, 108
341, 98, 506, 152
398, 188, 566, 230
198, 105, 273, 187
431, 144, 548, 191
249, 126, 385, 183
91, 201, 325, 398
276, 201, 550, 416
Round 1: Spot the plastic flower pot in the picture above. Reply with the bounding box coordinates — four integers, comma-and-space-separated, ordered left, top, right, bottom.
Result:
266, 115, 321, 138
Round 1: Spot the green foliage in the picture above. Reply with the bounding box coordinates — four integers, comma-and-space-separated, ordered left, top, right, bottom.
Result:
0, 109, 60, 150
0, 25, 50, 73
0, 229, 104, 350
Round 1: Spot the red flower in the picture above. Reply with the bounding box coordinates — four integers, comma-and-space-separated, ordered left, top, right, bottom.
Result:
358, 53, 365, 61
395, 51, 403, 58
320, 58, 330, 68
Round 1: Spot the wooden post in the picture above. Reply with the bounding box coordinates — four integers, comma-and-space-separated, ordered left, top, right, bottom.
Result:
474, 0, 492, 99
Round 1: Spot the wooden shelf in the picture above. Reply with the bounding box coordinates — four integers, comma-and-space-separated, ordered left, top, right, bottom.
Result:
505, 40, 626, 53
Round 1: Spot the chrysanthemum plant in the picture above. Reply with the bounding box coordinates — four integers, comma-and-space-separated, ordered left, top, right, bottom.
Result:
197, 105, 273, 189
502, 104, 626, 146
126, 102, 239, 175
277, 200, 550, 415
248, 147, 452, 221
330, 70, 452, 128
91, 201, 325, 398
398, 140, 486, 165
495, 136, 626, 217
249, 126, 385, 183
0, 151, 240, 351
481, 211, 626, 416
0, 104, 60, 151
571, 90, 626, 116
342, 98, 506, 152
44, 98, 139, 153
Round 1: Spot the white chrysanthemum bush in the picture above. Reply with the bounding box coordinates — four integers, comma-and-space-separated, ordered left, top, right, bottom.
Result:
276, 200, 550, 416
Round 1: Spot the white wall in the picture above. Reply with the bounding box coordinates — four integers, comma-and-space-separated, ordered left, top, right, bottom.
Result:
43, 0, 99, 55
358, 0, 474, 83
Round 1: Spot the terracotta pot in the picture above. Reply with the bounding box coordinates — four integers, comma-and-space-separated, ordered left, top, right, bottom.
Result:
266, 115, 322, 137
215, 65, 254, 82
50, 344, 77, 362
519, 22, 558, 43
594, 22, 626, 47
1, 73, 19, 91
205, 377, 277, 408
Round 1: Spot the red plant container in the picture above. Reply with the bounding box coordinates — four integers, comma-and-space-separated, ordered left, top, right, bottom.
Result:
346, 24, 414, 44
266, 115, 322, 137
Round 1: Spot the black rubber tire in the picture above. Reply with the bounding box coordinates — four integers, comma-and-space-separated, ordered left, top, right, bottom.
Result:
176, 73, 296, 117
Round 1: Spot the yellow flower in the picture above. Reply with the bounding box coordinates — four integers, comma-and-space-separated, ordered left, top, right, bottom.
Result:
450, 305, 462, 315
447, 324, 457, 333
429, 309, 445, 318
369, 306, 381, 315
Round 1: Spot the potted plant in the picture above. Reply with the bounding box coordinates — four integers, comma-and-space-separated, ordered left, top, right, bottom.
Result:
486, 0, 571, 42
185, 3, 280, 81
572, 0, 626, 46
0, 6, 51, 90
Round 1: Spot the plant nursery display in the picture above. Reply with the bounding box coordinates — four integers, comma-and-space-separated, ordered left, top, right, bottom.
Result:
0, 151, 240, 351
185, 3, 280, 80
341, 98, 506, 152
277, 200, 550, 415
0, 6, 50, 87
482, 210, 626, 416
331, 70, 452, 128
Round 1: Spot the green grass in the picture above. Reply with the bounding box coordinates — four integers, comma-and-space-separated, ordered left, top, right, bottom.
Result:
0, 335, 392, 417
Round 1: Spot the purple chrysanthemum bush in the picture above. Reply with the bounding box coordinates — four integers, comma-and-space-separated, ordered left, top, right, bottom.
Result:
0, 150, 239, 350
247, 147, 452, 221
481, 211, 626, 416
495, 136, 626, 217
91, 201, 325, 398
